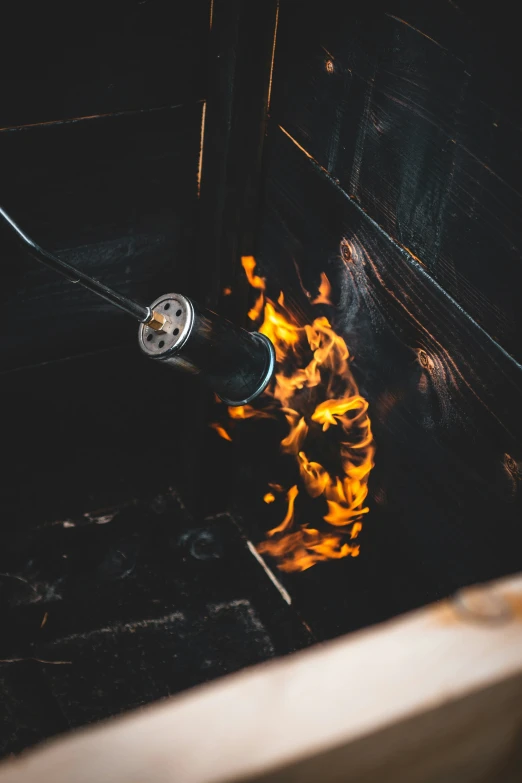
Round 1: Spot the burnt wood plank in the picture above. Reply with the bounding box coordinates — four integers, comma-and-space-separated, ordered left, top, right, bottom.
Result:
233, 128, 522, 641
195, 0, 278, 319
186, 0, 278, 515
0, 490, 312, 752
0, 1, 208, 129
0, 103, 202, 370
0, 663, 67, 758
270, 0, 522, 363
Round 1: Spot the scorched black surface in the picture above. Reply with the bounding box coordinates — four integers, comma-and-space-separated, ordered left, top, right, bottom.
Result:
0, 482, 311, 755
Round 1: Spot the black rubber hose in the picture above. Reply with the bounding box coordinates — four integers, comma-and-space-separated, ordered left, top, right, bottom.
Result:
0, 205, 151, 323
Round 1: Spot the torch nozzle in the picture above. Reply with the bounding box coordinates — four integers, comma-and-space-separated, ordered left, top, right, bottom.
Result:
145, 310, 168, 332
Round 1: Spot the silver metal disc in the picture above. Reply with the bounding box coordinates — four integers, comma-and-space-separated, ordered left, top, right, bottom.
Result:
138, 294, 193, 357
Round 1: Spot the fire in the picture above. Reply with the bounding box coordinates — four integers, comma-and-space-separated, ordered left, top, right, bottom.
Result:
241, 256, 266, 292
210, 423, 232, 442
222, 257, 374, 573
228, 404, 274, 420
242, 255, 267, 321
311, 272, 332, 305
269, 485, 299, 534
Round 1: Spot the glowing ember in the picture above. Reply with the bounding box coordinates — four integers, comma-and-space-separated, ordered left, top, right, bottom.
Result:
216, 256, 375, 573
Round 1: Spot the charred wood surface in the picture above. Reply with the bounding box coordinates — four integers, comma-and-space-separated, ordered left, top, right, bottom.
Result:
235, 123, 522, 641
0, 2, 207, 129
270, 1, 522, 363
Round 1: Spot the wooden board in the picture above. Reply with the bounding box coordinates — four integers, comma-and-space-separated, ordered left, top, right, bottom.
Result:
194, 0, 279, 317
0, 572, 521, 783
269, 1, 522, 363
0, 1, 208, 129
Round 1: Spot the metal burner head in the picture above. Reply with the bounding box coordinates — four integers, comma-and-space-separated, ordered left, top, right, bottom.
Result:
138, 293, 275, 405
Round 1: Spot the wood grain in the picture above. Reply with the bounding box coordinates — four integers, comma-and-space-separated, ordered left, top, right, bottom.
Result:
0, 573, 520, 783
269, 1, 522, 362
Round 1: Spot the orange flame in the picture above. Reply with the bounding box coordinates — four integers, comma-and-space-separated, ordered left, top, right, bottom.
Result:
248, 292, 265, 321
228, 404, 275, 420
218, 257, 374, 572
281, 415, 308, 454
241, 256, 266, 291
268, 484, 299, 534
311, 272, 333, 305
210, 423, 232, 442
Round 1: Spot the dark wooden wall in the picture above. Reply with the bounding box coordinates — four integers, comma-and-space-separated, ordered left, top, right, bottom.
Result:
0, 5, 310, 758
219, 0, 522, 640
0, 1, 207, 371
0, 2, 211, 508
269, 1, 522, 363
0, 0, 520, 757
